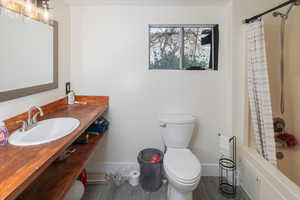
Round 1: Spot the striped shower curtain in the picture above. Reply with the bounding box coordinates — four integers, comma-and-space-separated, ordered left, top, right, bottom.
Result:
247, 20, 277, 166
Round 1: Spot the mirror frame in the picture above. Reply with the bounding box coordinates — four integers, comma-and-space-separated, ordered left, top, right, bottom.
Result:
0, 20, 58, 102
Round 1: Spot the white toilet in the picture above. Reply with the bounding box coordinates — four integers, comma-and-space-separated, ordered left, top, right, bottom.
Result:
159, 114, 201, 200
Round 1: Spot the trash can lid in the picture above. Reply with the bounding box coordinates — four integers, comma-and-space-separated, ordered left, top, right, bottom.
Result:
138, 148, 163, 163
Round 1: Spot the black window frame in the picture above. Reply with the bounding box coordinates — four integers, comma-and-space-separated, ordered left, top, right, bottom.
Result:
149, 24, 219, 71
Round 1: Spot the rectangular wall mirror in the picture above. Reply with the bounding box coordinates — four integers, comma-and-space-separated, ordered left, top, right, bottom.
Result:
0, 7, 58, 102
149, 24, 219, 70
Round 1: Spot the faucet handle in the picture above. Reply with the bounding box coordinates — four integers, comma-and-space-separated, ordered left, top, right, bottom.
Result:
17, 120, 28, 132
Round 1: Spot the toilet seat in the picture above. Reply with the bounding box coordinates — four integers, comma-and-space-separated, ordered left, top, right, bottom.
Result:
164, 148, 201, 184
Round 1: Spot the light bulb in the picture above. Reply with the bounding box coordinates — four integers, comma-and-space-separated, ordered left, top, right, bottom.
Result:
43, 9, 49, 21
0, 0, 10, 7
25, 0, 33, 13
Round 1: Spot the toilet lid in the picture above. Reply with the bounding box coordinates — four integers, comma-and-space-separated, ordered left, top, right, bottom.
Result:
164, 149, 201, 182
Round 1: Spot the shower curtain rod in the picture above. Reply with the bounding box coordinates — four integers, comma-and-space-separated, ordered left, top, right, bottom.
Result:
243, 0, 297, 24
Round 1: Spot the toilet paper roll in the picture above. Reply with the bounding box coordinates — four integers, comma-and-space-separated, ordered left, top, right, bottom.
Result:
219, 134, 232, 158
64, 180, 84, 200
128, 170, 140, 187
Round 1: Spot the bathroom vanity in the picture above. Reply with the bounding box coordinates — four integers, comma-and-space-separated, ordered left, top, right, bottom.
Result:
0, 96, 108, 200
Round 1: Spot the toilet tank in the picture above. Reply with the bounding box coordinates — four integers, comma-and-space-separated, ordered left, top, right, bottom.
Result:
159, 114, 195, 148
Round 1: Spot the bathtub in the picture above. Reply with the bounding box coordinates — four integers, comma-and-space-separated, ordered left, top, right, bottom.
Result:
249, 141, 300, 187
277, 146, 300, 187
241, 146, 300, 200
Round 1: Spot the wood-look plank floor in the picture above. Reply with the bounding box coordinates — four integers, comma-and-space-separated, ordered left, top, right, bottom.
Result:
82, 177, 251, 200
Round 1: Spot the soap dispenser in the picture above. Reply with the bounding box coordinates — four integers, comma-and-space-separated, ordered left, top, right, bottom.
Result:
0, 120, 9, 146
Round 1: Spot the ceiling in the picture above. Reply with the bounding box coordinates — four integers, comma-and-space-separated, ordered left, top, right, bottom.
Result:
64, 0, 231, 6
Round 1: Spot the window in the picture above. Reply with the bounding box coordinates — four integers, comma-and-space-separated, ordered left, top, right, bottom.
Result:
149, 24, 219, 70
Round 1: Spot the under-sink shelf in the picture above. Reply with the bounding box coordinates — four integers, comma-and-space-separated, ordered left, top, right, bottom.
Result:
17, 133, 106, 200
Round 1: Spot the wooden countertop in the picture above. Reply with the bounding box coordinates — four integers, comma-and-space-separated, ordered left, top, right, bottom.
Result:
0, 96, 108, 200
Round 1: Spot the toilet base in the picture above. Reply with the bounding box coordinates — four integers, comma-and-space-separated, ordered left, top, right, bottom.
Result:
167, 184, 192, 200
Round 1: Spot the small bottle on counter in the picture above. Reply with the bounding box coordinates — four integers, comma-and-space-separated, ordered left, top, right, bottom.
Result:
0, 120, 9, 146
68, 90, 75, 105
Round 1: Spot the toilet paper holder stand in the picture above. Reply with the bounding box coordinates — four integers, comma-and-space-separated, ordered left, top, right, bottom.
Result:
218, 135, 236, 196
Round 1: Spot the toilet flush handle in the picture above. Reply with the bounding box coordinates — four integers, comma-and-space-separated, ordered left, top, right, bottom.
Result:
160, 123, 167, 128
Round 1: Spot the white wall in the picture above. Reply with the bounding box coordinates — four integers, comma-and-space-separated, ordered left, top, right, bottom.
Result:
70, 5, 232, 170
0, 0, 70, 120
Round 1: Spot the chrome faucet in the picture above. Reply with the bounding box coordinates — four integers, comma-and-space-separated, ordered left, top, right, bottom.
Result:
17, 106, 44, 132
28, 106, 44, 126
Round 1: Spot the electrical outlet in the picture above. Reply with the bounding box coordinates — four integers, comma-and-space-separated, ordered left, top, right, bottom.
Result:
65, 82, 71, 94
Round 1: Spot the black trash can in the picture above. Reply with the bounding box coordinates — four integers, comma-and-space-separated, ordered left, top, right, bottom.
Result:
138, 148, 164, 192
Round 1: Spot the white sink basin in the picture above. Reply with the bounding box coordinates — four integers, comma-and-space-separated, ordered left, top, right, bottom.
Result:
9, 118, 80, 146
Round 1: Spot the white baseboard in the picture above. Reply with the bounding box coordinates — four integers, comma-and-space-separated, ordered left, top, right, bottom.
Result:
88, 162, 241, 185
88, 162, 220, 177
88, 162, 240, 185
87, 162, 139, 175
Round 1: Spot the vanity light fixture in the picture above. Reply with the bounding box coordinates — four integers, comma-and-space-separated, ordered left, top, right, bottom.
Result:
0, 0, 10, 5
0, 0, 53, 24
43, 8, 48, 21
0, 0, 9, 4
